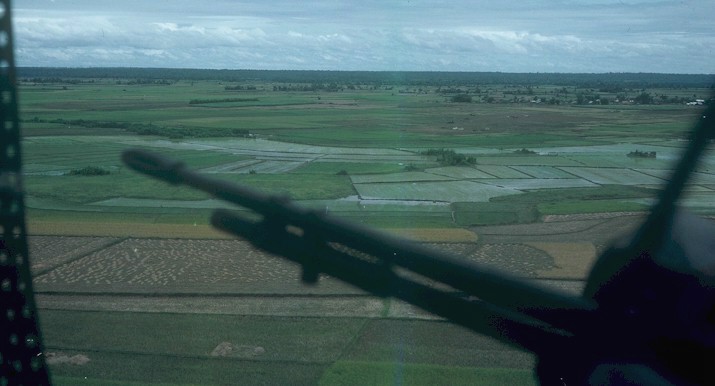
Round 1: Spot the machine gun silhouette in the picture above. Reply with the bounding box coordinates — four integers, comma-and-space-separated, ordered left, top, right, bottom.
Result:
122, 101, 715, 385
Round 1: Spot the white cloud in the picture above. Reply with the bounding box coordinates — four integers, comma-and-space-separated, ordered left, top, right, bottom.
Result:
152, 23, 180, 32
11, 1, 715, 72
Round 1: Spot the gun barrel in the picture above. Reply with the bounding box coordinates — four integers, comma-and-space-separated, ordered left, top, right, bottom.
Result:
121, 148, 186, 185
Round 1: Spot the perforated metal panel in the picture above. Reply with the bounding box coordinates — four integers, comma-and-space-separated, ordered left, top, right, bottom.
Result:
0, 0, 52, 383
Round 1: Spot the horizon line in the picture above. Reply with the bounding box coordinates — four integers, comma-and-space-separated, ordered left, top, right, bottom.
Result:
16, 66, 715, 77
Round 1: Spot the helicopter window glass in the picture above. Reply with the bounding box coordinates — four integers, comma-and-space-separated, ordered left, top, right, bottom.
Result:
10, 1, 713, 384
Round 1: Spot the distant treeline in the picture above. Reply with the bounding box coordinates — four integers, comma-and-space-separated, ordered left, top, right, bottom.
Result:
24, 77, 174, 85
27, 117, 250, 139
189, 98, 259, 105
18, 67, 714, 88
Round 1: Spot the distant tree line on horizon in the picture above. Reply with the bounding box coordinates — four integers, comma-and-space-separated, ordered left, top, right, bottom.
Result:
18, 67, 714, 88
23, 77, 175, 86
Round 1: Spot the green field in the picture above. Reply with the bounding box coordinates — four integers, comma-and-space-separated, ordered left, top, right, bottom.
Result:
41, 309, 534, 386
320, 362, 536, 386
21, 77, 714, 229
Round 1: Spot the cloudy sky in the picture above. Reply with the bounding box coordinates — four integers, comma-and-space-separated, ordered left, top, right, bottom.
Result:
12, 0, 715, 73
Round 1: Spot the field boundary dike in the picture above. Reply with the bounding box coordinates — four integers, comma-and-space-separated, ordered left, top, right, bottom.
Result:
28, 220, 479, 242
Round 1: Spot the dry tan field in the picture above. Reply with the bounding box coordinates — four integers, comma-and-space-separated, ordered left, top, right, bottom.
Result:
29, 214, 628, 331
29, 215, 617, 298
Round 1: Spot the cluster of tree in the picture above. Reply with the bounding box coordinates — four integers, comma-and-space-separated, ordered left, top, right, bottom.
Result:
189, 97, 259, 105
575, 93, 608, 105
18, 67, 715, 88
127, 125, 251, 139
66, 166, 110, 176
31, 118, 122, 129
438, 87, 470, 94
118, 79, 173, 85
397, 88, 430, 94
633, 92, 654, 104
447, 89, 704, 105
545, 97, 562, 105
224, 85, 257, 91
627, 150, 657, 158
22, 77, 94, 84
616, 93, 705, 105
272, 83, 343, 92
513, 148, 537, 155
421, 148, 476, 166
403, 164, 423, 172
